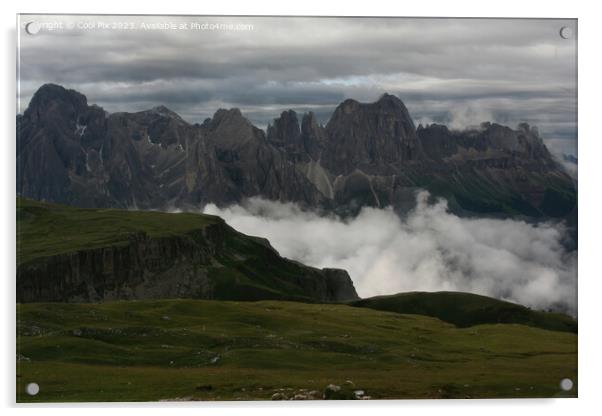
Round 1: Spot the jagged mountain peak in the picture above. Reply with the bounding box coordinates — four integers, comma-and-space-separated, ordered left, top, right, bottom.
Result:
331, 93, 408, 116
323, 93, 420, 174
272, 109, 300, 129
301, 110, 318, 123
29, 83, 86, 104
17, 83, 576, 219
210, 108, 245, 127
417, 122, 449, 131
205, 107, 271, 152
24, 83, 88, 122
327, 93, 416, 132
375, 92, 404, 106
267, 110, 301, 148
279, 109, 299, 118
372, 93, 413, 120
301, 111, 323, 134
336, 98, 361, 114
417, 119, 552, 162
148, 105, 184, 121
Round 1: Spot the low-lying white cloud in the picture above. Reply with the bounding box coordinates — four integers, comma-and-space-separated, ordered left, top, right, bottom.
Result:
447, 104, 495, 131
203, 191, 576, 315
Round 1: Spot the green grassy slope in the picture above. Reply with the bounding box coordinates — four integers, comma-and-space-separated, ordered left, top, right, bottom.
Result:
17, 197, 219, 266
17, 197, 357, 303
350, 291, 577, 333
17, 299, 577, 402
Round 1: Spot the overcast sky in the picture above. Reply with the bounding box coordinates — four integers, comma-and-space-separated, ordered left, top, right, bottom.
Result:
18, 15, 577, 155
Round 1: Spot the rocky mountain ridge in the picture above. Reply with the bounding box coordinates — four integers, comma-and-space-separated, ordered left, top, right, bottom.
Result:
17, 84, 576, 218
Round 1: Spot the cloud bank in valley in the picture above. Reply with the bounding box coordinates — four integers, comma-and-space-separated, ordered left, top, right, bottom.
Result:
204, 192, 576, 315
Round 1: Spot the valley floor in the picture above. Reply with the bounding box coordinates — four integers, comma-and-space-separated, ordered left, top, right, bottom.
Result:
16, 300, 577, 402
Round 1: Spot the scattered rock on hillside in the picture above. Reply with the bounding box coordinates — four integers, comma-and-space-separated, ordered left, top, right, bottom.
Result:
324, 383, 358, 400
271, 392, 288, 400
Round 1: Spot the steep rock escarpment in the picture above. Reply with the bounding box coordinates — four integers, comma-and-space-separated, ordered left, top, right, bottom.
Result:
16, 198, 359, 303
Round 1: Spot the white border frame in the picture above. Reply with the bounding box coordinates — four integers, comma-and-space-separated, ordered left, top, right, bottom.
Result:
3, 1, 600, 415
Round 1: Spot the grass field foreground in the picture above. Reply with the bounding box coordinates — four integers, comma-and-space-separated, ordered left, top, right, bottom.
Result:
17, 299, 577, 402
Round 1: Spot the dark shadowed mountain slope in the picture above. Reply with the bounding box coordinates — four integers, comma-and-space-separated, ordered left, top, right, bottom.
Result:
16, 197, 358, 303
350, 291, 577, 333
17, 84, 325, 211
17, 84, 576, 218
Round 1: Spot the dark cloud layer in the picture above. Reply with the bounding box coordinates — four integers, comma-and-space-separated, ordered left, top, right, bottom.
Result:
18, 15, 577, 155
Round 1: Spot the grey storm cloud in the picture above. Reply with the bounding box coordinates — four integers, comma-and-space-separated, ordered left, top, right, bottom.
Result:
203, 193, 577, 315
18, 15, 577, 154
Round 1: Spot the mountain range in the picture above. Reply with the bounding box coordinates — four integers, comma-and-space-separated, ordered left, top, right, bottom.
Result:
17, 84, 576, 219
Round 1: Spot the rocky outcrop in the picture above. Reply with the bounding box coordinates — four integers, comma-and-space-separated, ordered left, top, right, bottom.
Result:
17, 228, 219, 303
417, 122, 552, 162
16, 199, 359, 303
267, 110, 303, 157
198, 108, 324, 207
300, 112, 326, 161
322, 93, 421, 175
17, 84, 576, 219
321, 268, 362, 302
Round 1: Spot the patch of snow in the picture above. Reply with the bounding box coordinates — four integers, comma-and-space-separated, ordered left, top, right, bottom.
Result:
98, 144, 106, 172
75, 122, 87, 137
84, 151, 91, 172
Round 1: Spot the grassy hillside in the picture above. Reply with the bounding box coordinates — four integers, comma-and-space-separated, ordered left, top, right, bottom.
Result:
17, 197, 219, 266
350, 291, 577, 333
17, 198, 357, 303
17, 299, 576, 402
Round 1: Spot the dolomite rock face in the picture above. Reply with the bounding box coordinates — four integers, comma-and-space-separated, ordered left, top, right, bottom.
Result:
17, 84, 576, 219
322, 93, 421, 175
